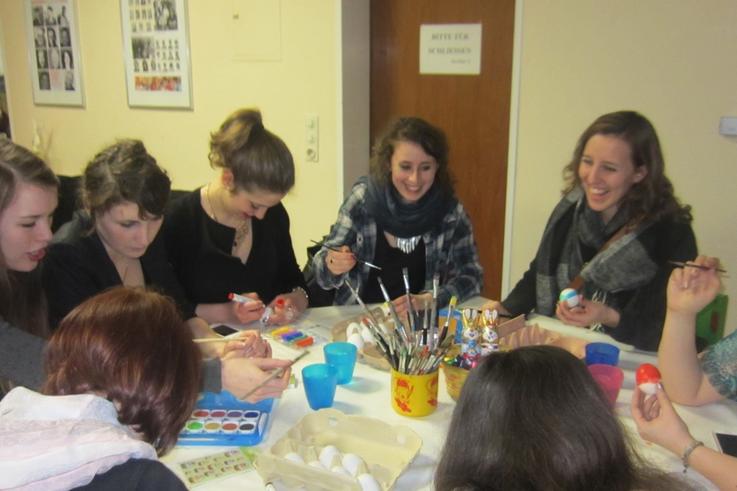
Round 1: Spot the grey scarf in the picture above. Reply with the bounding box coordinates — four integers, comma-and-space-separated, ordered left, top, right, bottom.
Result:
534, 187, 657, 315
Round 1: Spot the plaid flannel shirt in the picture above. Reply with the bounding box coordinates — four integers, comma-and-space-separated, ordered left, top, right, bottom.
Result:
312, 180, 483, 306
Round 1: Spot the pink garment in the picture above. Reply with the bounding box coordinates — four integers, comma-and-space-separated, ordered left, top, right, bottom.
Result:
0, 387, 157, 490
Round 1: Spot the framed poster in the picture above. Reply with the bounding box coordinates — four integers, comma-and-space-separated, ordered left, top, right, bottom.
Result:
25, 0, 84, 106
120, 0, 193, 109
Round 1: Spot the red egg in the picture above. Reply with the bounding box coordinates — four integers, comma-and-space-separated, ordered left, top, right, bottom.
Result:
636, 363, 661, 395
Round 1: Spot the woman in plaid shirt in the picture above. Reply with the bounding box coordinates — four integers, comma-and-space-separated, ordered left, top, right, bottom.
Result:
312, 117, 483, 314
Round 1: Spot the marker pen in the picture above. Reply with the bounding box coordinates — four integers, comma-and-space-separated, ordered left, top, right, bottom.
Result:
228, 293, 256, 304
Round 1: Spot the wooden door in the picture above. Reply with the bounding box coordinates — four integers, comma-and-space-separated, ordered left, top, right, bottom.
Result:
371, 0, 515, 300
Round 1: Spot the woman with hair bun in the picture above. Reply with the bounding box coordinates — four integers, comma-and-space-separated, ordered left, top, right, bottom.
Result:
164, 108, 308, 326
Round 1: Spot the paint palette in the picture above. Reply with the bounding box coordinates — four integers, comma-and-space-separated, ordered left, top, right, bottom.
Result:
178, 391, 276, 446
268, 324, 327, 349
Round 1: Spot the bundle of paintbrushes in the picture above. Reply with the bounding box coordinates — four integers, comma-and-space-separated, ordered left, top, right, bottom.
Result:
343, 272, 458, 375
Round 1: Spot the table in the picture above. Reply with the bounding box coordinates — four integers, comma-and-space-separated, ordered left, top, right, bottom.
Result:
162, 303, 735, 490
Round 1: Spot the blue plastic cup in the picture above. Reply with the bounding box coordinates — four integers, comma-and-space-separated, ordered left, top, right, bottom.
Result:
585, 342, 620, 366
302, 363, 338, 410
323, 341, 358, 385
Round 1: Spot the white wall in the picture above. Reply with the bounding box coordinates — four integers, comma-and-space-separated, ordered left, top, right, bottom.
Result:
510, 0, 737, 333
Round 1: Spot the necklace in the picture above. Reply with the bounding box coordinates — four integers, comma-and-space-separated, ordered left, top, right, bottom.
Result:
395, 235, 422, 254
206, 183, 251, 249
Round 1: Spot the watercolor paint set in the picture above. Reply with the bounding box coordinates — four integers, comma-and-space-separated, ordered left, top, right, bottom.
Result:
268, 324, 326, 349
178, 391, 276, 446
178, 448, 258, 487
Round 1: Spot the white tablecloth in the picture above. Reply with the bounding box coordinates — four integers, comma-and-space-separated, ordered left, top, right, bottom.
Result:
162, 303, 735, 490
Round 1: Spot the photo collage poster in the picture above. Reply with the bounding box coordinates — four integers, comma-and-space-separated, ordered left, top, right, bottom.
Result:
121, 0, 192, 108
27, 0, 84, 106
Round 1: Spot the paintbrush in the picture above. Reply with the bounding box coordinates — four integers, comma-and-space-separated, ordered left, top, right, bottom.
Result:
311, 240, 382, 271
401, 267, 417, 332
377, 277, 411, 344
437, 295, 457, 346
240, 350, 310, 400
669, 261, 727, 274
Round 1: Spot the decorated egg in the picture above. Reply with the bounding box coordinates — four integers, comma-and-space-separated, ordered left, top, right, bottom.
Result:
357, 473, 382, 491
636, 363, 662, 395
559, 288, 581, 308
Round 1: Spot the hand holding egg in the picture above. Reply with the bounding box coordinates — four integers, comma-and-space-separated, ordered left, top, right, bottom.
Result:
635, 363, 662, 395
559, 288, 581, 308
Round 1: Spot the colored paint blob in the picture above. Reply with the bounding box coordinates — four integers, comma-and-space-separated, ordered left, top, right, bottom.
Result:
192, 409, 209, 418
243, 411, 260, 418
239, 423, 255, 432
204, 421, 221, 432
222, 422, 238, 431
186, 421, 204, 431
210, 410, 226, 418
226, 410, 242, 418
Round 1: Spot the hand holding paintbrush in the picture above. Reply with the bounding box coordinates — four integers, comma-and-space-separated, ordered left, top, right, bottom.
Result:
313, 240, 382, 272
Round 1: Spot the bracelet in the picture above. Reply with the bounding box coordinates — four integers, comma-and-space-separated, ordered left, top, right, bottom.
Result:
681, 439, 704, 473
292, 286, 309, 305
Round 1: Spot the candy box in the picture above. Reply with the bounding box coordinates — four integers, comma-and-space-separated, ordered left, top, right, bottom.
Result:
255, 408, 422, 490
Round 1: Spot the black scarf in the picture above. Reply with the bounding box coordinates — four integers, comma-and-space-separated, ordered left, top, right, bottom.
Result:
534, 187, 657, 315
363, 176, 456, 238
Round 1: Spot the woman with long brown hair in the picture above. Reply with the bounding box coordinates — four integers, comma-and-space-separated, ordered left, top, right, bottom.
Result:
484, 111, 696, 350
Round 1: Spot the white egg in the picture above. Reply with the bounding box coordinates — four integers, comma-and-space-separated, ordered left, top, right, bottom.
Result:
357, 473, 382, 491
283, 452, 304, 464
341, 453, 366, 476
359, 325, 376, 345
347, 332, 365, 350
319, 445, 341, 469
346, 322, 362, 338
331, 465, 352, 476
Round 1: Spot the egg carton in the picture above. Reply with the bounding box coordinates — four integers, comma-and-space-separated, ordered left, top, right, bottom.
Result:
254, 408, 422, 490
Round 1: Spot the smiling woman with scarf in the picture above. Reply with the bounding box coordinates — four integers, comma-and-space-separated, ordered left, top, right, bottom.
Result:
485, 111, 696, 351
312, 117, 483, 314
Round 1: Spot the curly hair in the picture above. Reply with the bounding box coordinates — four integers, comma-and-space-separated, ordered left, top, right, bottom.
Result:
82, 139, 170, 221
369, 117, 454, 195
562, 111, 691, 225
43, 287, 201, 455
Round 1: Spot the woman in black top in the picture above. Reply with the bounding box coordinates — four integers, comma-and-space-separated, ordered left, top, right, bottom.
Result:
484, 111, 696, 350
43, 140, 232, 356
164, 108, 308, 326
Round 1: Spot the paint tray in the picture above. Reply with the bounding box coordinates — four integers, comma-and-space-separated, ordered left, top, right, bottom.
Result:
177, 391, 276, 446
254, 408, 422, 490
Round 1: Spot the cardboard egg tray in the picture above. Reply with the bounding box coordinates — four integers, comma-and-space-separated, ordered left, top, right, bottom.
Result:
254, 408, 422, 490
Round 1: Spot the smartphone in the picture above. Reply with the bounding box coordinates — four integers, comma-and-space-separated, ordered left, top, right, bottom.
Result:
212, 324, 239, 337
714, 432, 737, 457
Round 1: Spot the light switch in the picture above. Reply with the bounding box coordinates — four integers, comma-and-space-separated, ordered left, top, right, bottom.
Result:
305, 114, 319, 162
719, 116, 737, 136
